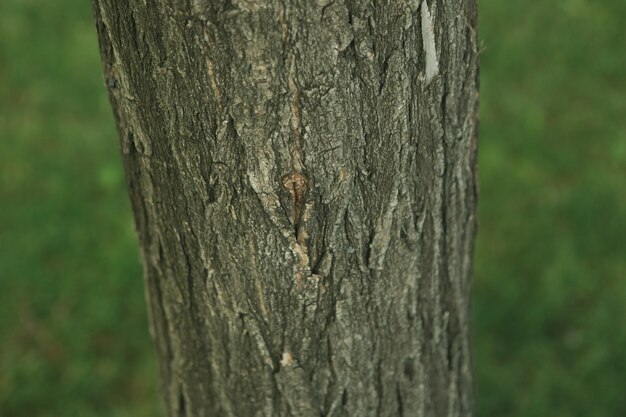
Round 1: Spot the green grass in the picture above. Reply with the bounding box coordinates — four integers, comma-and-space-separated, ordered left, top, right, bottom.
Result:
0, 0, 625, 416
0, 2, 161, 416
474, 1, 626, 416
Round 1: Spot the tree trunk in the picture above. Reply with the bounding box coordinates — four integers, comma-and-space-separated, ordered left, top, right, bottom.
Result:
92, 1, 479, 416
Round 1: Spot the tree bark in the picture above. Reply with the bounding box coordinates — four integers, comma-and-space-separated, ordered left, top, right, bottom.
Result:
92, 1, 479, 416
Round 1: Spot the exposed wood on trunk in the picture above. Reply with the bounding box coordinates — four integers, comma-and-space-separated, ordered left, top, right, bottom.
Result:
92, 0, 479, 416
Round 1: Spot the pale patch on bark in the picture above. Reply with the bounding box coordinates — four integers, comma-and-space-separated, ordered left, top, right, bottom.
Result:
280, 351, 295, 368
421, 0, 439, 85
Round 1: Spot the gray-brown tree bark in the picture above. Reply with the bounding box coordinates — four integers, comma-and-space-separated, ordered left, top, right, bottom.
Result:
92, 1, 479, 416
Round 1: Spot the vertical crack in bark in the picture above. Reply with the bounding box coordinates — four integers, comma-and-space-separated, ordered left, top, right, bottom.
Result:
177, 388, 187, 417
375, 358, 384, 417
206, 50, 222, 115
396, 383, 405, 417
288, 54, 305, 173
248, 239, 271, 321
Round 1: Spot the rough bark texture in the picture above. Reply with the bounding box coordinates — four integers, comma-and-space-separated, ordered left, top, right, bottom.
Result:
92, 1, 479, 416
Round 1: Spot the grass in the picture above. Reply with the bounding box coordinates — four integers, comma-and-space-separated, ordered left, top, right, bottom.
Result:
0, 2, 161, 416
474, 1, 626, 416
0, 0, 624, 416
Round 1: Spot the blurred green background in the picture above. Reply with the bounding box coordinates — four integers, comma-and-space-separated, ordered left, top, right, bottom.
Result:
0, 0, 624, 416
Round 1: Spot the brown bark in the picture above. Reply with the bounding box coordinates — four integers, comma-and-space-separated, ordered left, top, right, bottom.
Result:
92, 1, 479, 416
